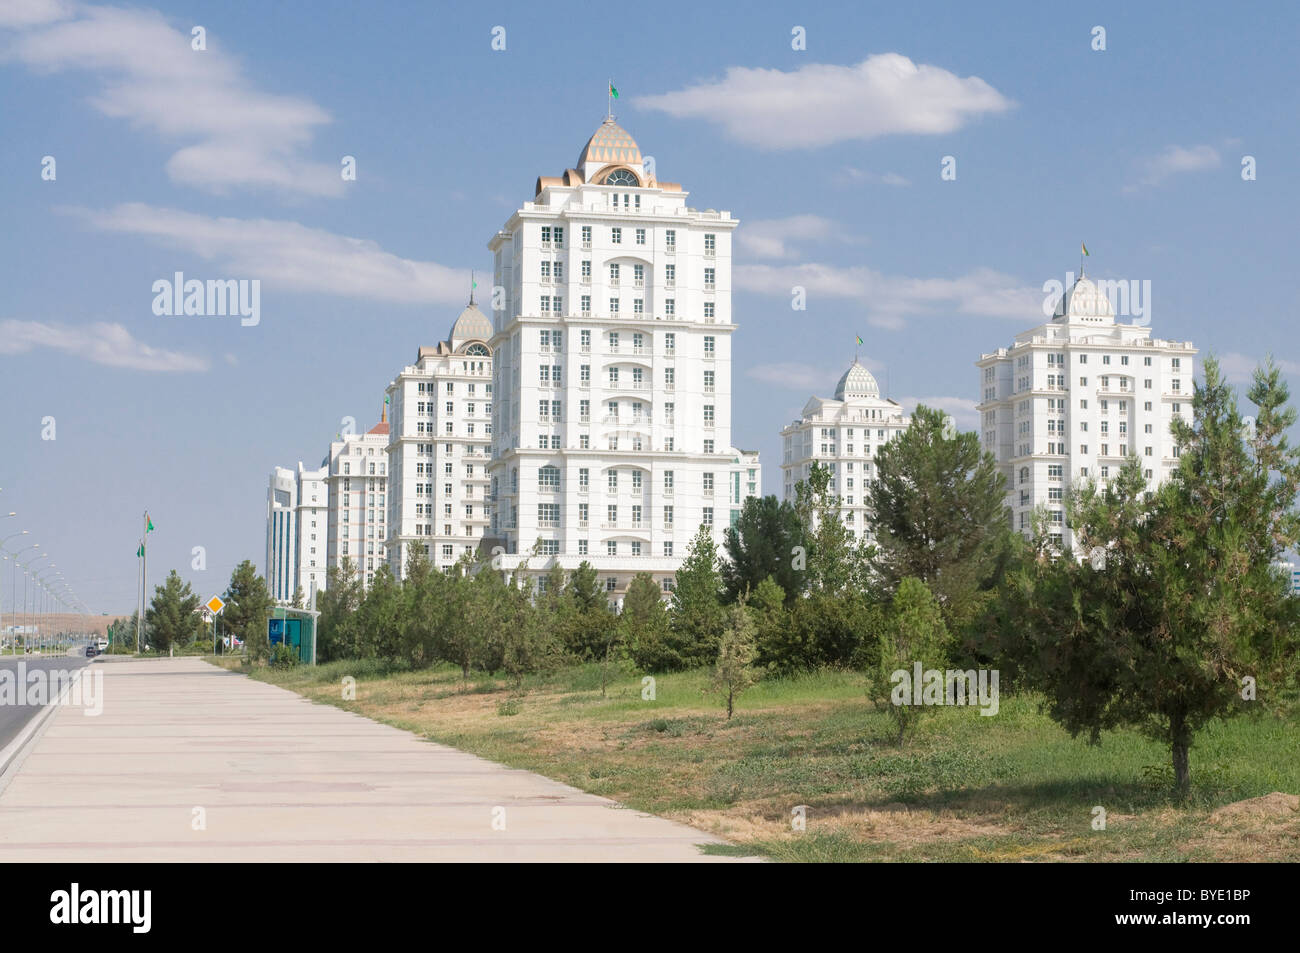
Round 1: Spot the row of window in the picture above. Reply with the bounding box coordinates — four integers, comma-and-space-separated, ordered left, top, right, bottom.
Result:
538, 225, 713, 254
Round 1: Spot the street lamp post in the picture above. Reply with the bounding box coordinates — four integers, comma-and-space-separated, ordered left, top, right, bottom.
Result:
0, 529, 29, 654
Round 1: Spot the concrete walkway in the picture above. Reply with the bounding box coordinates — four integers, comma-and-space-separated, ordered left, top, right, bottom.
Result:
0, 657, 745, 862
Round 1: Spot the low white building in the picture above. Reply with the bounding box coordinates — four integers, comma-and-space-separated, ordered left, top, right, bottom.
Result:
780, 359, 908, 541
976, 271, 1197, 551
385, 300, 494, 576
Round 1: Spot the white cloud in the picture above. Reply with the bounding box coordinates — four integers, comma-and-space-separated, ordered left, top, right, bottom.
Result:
73, 203, 473, 306
897, 396, 980, 432
1217, 352, 1300, 385
638, 54, 1013, 149
0, 0, 74, 28
735, 215, 849, 260
1132, 144, 1221, 188
844, 167, 910, 187
0, 319, 209, 372
748, 356, 886, 393
2, 3, 340, 196
736, 262, 1041, 327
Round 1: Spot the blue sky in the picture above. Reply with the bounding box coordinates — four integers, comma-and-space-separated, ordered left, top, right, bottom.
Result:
2, 0, 1297, 612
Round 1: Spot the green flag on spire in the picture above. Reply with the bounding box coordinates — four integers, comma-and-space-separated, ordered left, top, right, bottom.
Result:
146, 514, 155, 533
136, 543, 144, 557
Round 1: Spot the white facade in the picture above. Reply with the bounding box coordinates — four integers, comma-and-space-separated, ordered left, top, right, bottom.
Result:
486, 118, 759, 598
324, 423, 391, 590
385, 303, 494, 576
266, 466, 297, 602
780, 360, 909, 541
977, 272, 1197, 551
294, 462, 328, 600
265, 462, 328, 602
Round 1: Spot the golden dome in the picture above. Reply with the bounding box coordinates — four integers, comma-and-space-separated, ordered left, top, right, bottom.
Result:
577, 119, 644, 182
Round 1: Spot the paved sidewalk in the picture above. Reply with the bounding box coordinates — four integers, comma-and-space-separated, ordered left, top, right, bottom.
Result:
0, 657, 745, 862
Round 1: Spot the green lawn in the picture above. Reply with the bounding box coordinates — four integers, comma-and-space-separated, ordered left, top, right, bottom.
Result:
212, 657, 1300, 861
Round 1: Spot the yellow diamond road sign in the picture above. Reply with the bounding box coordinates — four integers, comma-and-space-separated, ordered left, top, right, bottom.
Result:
206, 595, 226, 614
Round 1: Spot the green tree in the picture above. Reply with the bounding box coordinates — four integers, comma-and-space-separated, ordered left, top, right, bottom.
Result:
562, 560, 615, 660
867, 405, 1010, 630
722, 496, 805, 604
793, 462, 857, 594
438, 558, 488, 686
354, 564, 402, 660
871, 577, 951, 745
223, 560, 272, 660
145, 569, 202, 652
711, 601, 759, 719
987, 357, 1300, 795
316, 559, 362, 662
622, 572, 677, 672
669, 525, 726, 668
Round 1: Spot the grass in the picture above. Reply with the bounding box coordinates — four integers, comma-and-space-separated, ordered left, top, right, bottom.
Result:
209, 656, 1300, 862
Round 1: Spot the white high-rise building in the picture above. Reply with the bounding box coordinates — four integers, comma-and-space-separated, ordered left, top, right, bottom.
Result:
265, 462, 328, 602
266, 466, 297, 602
486, 117, 759, 598
780, 359, 908, 541
324, 419, 390, 590
977, 271, 1197, 551
385, 302, 494, 576
294, 462, 328, 599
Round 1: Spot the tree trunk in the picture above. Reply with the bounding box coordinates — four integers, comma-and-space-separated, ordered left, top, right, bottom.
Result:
727, 689, 733, 719
1171, 711, 1191, 798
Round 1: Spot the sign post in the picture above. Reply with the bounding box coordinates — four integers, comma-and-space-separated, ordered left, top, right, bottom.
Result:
205, 595, 225, 656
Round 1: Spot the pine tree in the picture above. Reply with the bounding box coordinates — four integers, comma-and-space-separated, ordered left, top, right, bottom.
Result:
145, 569, 202, 652
223, 560, 272, 660
711, 601, 759, 719
989, 357, 1300, 795
722, 496, 805, 604
867, 404, 1010, 629
871, 577, 951, 745
670, 525, 726, 667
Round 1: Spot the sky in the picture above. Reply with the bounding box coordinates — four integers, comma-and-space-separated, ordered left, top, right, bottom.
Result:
2, 0, 1298, 613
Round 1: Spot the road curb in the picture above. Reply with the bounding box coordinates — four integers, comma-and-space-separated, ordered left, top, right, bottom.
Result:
0, 661, 95, 795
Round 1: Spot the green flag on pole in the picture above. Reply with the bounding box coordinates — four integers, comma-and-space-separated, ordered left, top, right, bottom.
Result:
136, 543, 144, 557
146, 515, 154, 533
609, 82, 619, 100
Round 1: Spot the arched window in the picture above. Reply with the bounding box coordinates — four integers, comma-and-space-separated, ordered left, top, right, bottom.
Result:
1019, 467, 1029, 485
464, 343, 489, 356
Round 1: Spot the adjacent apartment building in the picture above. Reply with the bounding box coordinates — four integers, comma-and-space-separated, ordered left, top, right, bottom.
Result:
780, 358, 909, 542
976, 271, 1197, 551
265, 462, 328, 603
323, 419, 390, 590
485, 117, 760, 599
385, 301, 494, 576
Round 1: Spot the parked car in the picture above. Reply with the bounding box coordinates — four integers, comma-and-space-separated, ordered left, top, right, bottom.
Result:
85, 644, 99, 658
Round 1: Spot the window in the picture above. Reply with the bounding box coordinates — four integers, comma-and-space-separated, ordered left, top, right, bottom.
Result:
703, 404, 714, 426
635, 228, 646, 246
611, 227, 622, 244
664, 505, 674, 525
704, 370, 715, 392
704, 336, 715, 356
581, 225, 592, 247
665, 229, 676, 250
704, 233, 716, 256
538, 466, 559, 490
579, 467, 589, 489
665, 332, 676, 352
607, 541, 618, 556
702, 507, 714, 526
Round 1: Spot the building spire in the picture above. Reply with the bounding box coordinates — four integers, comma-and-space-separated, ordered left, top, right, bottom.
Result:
469, 270, 476, 306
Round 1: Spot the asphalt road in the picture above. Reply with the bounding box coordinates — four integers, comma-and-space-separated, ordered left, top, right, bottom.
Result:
0, 653, 91, 751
